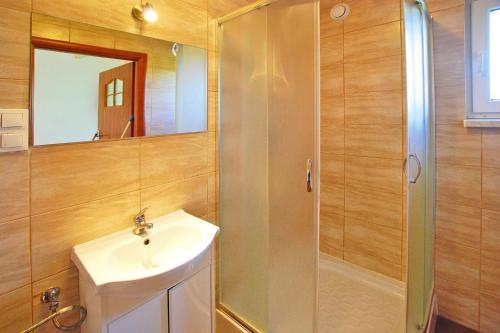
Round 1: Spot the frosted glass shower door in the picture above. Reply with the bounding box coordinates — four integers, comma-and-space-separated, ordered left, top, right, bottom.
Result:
404, 0, 435, 332
219, 0, 318, 332
219, 8, 270, 332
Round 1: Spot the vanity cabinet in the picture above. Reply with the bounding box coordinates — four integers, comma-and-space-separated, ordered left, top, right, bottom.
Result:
105, 266, 212, 333
72, 211, 218, 333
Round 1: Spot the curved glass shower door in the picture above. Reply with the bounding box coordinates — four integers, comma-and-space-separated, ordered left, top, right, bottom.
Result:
218, 0, 318, 332
404, 0, 435, 332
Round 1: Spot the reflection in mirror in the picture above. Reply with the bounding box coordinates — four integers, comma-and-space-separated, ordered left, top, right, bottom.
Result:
31, 14, 207, 146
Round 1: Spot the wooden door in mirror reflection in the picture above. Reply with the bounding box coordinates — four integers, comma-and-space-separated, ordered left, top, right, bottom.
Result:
98, 63, 134, 140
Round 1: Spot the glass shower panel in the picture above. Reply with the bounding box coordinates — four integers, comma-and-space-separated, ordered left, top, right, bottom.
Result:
403, 0, 435, 332
219, 0, 317, 332
267, 0, 317, 332
219, 8, 269, 332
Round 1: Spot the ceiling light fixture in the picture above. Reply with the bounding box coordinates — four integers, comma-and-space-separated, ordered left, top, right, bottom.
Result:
132, 2, 158, 22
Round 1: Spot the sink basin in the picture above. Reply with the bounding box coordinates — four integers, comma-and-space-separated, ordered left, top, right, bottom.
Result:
71, 210, 219, 296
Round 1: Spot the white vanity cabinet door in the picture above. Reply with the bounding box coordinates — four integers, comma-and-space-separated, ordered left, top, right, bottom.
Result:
107, 292, 168, 333
168, 266, 212, 333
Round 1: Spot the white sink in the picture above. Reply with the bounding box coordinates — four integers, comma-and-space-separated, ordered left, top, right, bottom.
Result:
71, 210, 219, 296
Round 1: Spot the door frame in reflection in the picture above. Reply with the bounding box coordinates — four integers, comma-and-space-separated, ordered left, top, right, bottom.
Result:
30, 37, 148, 145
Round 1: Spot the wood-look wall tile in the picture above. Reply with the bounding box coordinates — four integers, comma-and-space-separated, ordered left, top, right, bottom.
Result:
345, 156, 402, 194
482, 129, 500, 168
345, 124, 402, 159
69, 27, 116, 49
0, 7, 30, 79
32, 0, 141, 35
0, 79, 29, 108
321, 91, 344, 128
344, 21, 401, 63
343, 0, 400, 34
0, 152, 29, 224
436, 124, 481, 167
320, 0, 343, 37
31, 13, 71, 41
32, 268, 79, 333
0, 286, 32, 333
141, 133, 208, 188
345, 90, 402, 126
481, 256, 500, 299
435, 275, 479, 330
0, 0, 31, 12
321, 183, 344, 217
434, 44, 465, 88
427, 0, 464, 13
344, 217, 401, 264
320, 213, 344, 258
344, 249, 401, 279
141, 175, 208, 220
31, 140, 140, 215
182, 0, 207, 11
321, 63, 344, 96
435, 238, 480, 289
208, 130, 217, 173
321, 126, 344, 155
436, 164, 481, 207
345, 187, 402, 229
435, 201, 481, 249
480, 293, 500, 333
207, 0, 254, 17
432, 5, 464, 51
207, 15, 217, 52
435, 84, 466, 125
0, 218, 30, 296
321, 34, 343, 66
141, 0, 207, 49
344, 55, 401, 94
482, 209, 500, 260
321, 152, 344, 185
208, 90, 217, 132
207, 172, 217, 220
482, 168, 500, 211
31, 191, 140, 281
208, 51, 218, 94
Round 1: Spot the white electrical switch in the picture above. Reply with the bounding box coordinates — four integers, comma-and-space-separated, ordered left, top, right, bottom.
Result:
1, 133, 23, 148
1, 113, 24, 128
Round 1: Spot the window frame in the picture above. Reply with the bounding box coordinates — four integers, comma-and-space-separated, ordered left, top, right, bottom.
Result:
466, 0, 500, 119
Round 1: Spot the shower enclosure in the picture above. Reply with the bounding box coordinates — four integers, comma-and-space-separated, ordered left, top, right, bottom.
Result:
218, 0, 319, 332
218, 0, 435, 331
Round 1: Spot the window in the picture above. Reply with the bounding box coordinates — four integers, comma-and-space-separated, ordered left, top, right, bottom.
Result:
469, 0, 500, 118
105, 79, 124, 107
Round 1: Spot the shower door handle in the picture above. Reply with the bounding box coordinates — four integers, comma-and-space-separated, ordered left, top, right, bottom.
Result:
403, 153, 422, 184
306, 159, 312, 192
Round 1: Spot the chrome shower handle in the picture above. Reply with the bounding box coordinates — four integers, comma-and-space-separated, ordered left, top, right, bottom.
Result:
403, 153, 422, 184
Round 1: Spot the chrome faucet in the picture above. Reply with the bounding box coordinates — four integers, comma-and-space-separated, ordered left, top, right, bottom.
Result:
133, 207, 153, 236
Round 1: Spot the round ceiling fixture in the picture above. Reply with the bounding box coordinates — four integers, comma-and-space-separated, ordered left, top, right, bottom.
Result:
330, 3, 350, 21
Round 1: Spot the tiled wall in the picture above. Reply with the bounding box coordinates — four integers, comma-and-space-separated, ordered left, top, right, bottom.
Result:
0, 0, 256, 331
319, 0, 406, 281
429, 0, 500, 331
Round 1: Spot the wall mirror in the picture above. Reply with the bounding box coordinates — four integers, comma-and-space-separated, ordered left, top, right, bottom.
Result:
31, 14, 207, 146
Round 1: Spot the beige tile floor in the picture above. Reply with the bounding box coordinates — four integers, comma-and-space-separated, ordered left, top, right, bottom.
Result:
319, 254, 406, 333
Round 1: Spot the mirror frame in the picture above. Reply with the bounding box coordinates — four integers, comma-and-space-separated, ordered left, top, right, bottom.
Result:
30, 37, 148, 146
